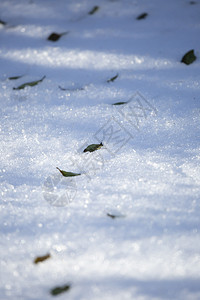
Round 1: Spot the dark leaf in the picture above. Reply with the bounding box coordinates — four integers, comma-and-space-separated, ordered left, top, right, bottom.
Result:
112, 101, 128, 105
107, 74, 118, 83
50, 284, 71, 296
83, 142, 103, 153
88, 6, 100, 15
47, 31, 69, 42
136, 13, 148, 20
58, 85, 84, 91
8, 75, 23, 80
13, 76, 46, 90
181, 49, 196, 65
107, 213, 125, 219
0, 19, 7, 25
34, 253, 51, 264
56, 167, 81, 177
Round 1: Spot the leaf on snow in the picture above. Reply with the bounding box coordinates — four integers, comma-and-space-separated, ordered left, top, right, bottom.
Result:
136, 13, 148, 20
83, 142, 103, 153
181, 49, 196, 65
13, 76, 46, 90
56, 167, 81, 177
107, 213, 125, 219
112, 101, 128, 105
50, 284, 71, 296
34, 253, 51, 264
8, 75, 24, 80
88, 6, 100, 15
58, 85, 84, 91
107, 74, 118, 83
47, 31, 69, 42
0, 19, 7, 25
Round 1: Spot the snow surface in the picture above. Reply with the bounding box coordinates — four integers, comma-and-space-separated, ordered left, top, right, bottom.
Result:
0, 0, 200, 299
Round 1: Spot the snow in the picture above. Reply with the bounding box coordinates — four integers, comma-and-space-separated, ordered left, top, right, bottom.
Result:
0, 0, 200, 299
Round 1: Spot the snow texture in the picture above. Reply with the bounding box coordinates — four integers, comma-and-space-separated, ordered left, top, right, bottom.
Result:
0, 0, 200, 299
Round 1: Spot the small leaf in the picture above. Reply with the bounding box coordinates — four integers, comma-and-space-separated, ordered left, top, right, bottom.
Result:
47, 31, 69, 42
112, 101, 128, 105
13, 76, 46, 90
50, 284, 71, 296
58, 85, 84, 91
136, 13, 148, 20
88, 6, 100, 15
0, 19, 7, 25
8, 75, 24, 80
34, 253, 51, 264
56, 167, 81, 177
107, 74, 118, 83
181, 49, 196, 65
83, 142, 103, 153
107, 213, 125, 219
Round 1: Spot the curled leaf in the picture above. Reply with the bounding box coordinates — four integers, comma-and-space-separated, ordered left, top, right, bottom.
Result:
112, 101, 128, 105
83, 142, 103, 153
88, 6, 100, 15
13, 76, 46, 90
47, 31, 69, 42
56, 167, 81, 177
34, 253, 51, 264
136, 13, 148, 20
181, 49, 196, 65
107, 74, 118, 83
50, 284, 71, 296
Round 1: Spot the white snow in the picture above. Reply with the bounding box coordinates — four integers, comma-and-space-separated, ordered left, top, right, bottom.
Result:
0, 0, 200, 299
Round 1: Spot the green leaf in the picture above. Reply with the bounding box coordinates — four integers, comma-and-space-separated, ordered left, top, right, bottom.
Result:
88, 6, 99, 15
34, 253, 51, 264
107, 74, 118, 83
13, 76, 46, 90
8, 75, 24, 80
112, 101, 128, 105
50, 284, 71, 296
181, 49, 196, 65
136, 13, 148, 20
56, 167, 81, 177
47, 31, 69, 42
83, 142, 103, 153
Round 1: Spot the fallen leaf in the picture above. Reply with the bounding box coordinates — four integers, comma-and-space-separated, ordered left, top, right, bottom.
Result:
58, 85, 84, 91
112, 101, 128, 105
47, 31, 69, 42
13, 76, 46, 90
107, 213, 125, 219
0, 19, 7, 25
83, 142, 103, 153
88, 6, 100, 15
107, 74, 118, 83
8, 75, 24, 80
34, 253, 51, 264
56, 167, 81, 177
136, 13, 148, 20
181, 49, 196, 65
50, 284, 71, 296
